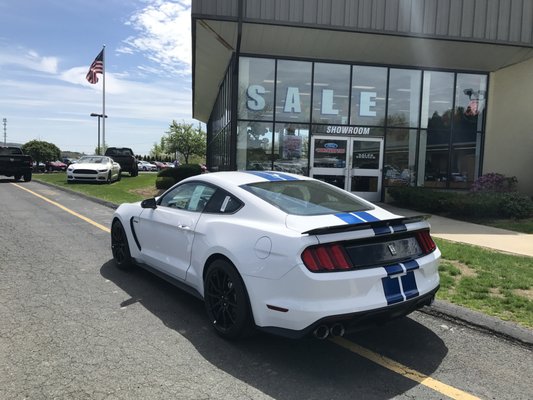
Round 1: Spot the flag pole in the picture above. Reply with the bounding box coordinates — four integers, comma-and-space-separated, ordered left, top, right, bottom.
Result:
102, 44, 106, 153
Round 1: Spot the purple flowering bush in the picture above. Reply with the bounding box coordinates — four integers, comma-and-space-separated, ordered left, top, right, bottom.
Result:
470, 173, 517, 193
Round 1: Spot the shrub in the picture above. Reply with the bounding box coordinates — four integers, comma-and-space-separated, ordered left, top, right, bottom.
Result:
155, 164, 203, 190
388, 187, 533, 220
499, 192, 533, 219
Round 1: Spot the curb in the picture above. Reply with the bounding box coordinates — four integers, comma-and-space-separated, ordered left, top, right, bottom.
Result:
33, 179, 533, 347
421, 300, 533, 348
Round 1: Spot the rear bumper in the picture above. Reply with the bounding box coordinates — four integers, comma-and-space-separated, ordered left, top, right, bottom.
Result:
243, 249, 441, 338
258, 286, 439, 339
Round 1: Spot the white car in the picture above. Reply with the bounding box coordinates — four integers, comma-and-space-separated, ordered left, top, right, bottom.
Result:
67, 155, 121, 184
137, 161, 157, 171
111, 171, 440, 339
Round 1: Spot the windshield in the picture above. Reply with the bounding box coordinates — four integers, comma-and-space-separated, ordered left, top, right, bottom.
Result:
242, 180, 371, 216
79, 156, 106, 164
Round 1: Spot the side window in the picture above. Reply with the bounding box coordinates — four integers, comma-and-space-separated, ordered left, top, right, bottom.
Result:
159, 182, 216, 212
204, 189, 243, 214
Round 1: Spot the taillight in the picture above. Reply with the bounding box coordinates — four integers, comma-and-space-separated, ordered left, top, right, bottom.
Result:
301, 244, 351, 272
415, 230, 437, 254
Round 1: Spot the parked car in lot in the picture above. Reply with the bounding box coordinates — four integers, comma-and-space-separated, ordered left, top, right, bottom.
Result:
46, 160, 67, 172
137, 160, 157, 171
104, 147, 138, 177
152, 161, 170, 171
111, 171, 440, 340
67, 155, 121, 184
0, 146, 33, 181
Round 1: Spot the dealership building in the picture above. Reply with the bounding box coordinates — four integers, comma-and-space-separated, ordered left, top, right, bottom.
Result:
192, 0, 533, 200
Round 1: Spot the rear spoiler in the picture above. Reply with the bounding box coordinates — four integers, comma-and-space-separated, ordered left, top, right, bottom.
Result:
302, 215, 431, 236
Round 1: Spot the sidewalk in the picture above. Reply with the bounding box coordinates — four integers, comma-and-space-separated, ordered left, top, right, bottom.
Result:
378, 203, 533, 258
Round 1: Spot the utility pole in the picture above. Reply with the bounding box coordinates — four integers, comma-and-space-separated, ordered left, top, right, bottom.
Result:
2, 118, 6, 146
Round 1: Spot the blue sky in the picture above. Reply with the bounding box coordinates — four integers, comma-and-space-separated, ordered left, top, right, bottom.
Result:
0, 0, 194, 155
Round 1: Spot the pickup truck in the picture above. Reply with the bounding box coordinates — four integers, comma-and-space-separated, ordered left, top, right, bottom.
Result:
0, 146, 33, 181
104, 147, 138, 177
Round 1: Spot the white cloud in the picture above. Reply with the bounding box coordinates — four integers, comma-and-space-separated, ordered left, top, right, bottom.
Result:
0, 48, 59, 74
118, 0, 192, 76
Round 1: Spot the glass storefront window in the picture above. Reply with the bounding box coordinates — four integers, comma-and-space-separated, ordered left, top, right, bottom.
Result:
237, 121, 273, 170
227, 56, 489, 192
384, 129, 417, 187
238, 57, 275, 121
453, 74, 487, 144
275, 60, 312, 123
273, 123, 309, 175
312, 63, 350, 124
421, 71, 454, 130
419, 129, 449, 188
450, 147, 476, 189
388, 69, 421, 127
350, 66, 387, 126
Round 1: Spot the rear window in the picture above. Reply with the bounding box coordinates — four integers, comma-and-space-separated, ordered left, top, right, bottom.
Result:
107, 148, 132, 156
0, 147, 23, 155
242, 180, 371, 216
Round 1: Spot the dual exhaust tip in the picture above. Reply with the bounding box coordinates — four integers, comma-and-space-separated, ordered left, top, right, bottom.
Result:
312, 322, 345, 340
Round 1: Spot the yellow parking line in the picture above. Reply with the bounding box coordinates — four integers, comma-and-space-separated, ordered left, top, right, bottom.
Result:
12, 183, 110, 233
330, 337, 481, 400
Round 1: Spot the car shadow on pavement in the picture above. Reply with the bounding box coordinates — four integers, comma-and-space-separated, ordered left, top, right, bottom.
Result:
100, 260, 448, 400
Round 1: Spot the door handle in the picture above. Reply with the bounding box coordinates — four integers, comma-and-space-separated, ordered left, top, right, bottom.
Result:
177, 224, 191, 230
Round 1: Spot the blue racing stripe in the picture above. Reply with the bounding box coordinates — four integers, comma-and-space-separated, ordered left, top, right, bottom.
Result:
403, 259, 419, 271
382, 277, 403, 305
246, 171, 299, 181
373, 226, 392, 235
384, 264, 404, 276
354, 211, 380, 222
391, 224, 407, 233
335, 213, 366, 224
401, 271, 419, 300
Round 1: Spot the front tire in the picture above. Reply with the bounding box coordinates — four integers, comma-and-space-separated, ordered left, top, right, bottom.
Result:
23, 172, 32, 182
204, 259, 254, 339
111, 220, 134, 270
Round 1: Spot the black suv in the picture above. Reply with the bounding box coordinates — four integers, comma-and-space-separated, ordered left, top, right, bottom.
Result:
104, 147, 138, 177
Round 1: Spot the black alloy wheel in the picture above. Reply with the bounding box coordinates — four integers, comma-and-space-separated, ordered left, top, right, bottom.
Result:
204, 260, 254, 339
111, 220, 134, 270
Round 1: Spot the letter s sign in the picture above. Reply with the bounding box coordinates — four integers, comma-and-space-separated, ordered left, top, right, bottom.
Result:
247, 85, 266, 111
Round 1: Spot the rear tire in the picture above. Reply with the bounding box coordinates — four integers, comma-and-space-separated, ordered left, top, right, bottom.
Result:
13, 175, 21, 181
23, 172, 32, 182
204, 259, 254, 339
111, 220, 134, 270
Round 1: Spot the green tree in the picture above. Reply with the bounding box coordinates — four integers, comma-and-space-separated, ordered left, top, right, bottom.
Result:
22, 140, 61, 165
94, 145, 108, 155
162, 121, 206, 164
150, 138, 167, 160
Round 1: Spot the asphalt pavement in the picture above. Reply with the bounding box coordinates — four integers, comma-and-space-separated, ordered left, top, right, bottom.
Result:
33, 179, 533, 347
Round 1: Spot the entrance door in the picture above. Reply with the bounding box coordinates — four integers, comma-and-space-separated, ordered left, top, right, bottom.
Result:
310, 136, 384, 202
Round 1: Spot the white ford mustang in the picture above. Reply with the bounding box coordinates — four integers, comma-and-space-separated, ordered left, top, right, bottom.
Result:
67, 155, 121, 184
111, 171, 440, 339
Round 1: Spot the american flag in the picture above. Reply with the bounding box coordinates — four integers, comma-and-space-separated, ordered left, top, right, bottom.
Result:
86, 49, 104, 84
465, 99, 479, 116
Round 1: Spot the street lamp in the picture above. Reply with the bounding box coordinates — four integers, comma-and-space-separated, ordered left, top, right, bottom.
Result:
90, 113, 108, 155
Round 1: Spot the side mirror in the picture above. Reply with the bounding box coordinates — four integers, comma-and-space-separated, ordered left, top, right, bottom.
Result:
141, 198, 157, 209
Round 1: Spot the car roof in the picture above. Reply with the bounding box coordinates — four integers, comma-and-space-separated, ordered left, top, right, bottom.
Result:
187, 171, 313, 189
